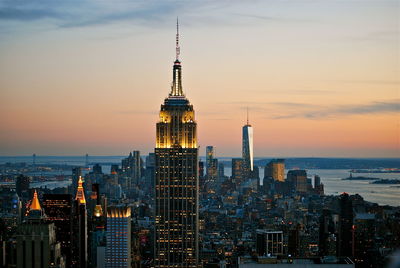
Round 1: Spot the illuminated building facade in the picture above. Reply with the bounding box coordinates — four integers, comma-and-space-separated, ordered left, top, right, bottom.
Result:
155, 21, 199, 268
232, 158, 244, 185
264, 159, 285, 182
206, 146, 215, 176
105, 207, 131, 268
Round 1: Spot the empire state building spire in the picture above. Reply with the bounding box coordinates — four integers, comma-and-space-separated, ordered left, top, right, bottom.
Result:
170, 18, 184, 97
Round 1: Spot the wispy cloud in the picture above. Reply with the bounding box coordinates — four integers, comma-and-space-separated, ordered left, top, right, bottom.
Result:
59, 2, 182, 28
0, 1, 187, 28
0, 1, 221, 29
0, 7, 60, 21
270, 100, 400, 119
220, 99, 400, 120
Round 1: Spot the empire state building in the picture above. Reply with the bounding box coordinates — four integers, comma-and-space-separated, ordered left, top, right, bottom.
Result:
155, 21, 199, 268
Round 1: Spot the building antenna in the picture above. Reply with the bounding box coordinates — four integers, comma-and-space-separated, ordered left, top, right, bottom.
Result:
246, 107, 249, 125
176, 17, 180, 61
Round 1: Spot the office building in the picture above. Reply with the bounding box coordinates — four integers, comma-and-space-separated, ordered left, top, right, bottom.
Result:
121, 151, 141, 185
16, 175, 30, 199
264, 159, 285, 182
242, 115, 253, 178
72, 167, 82, 196
338, 193, 354, 258
218, 163, 225, 179
206, 146, 214, 173
74, 176, 88, 268
16, 190, 65, 268
287, 170, 307, 194
105, 207, 131, 268
199, 161, 204, 179
232, 158, 245, 185
145, 153, 156, 190
256, 230, 284, 256
154, 21, 199, 268
42, 194, 73, 266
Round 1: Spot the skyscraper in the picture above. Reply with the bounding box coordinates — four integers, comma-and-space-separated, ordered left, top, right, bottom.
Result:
17, 190, 65, 268
242, 112, 253, 178
287, 170, 308, 194
155, 21, 199, 268
105, 207, 131, 268
74, 176, 88, 268
264, 159, 285, 182
338, 193, 354, 258
16, 174, 30, 198
121, 151, 141, 188
42, 194, 73, 266
206, 146, 214, 175
232, 158, 245, 185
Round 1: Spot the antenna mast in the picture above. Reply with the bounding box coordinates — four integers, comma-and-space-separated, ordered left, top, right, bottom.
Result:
176, 17, 180, 61
247, 107, 249, 125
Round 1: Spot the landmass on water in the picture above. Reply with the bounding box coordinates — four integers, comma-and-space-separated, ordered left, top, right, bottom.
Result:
370, 179, 400, 184
342, 173, 379, 181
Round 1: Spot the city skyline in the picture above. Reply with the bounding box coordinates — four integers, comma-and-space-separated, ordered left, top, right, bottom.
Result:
0, 1, 399, 157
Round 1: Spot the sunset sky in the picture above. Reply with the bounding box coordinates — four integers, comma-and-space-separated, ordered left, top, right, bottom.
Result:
0, 1, 399, 157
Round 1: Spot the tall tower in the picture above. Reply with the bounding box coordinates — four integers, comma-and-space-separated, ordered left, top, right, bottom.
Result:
242, 109, 253, 177
155, 20, 199, 268
74, 176, 88, 268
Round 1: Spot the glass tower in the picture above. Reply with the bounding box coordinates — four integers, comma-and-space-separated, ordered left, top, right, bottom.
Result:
242, 122, 254, 175
155, 21, 199, 268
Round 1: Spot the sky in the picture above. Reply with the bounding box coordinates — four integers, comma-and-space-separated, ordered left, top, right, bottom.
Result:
0, 0, 399, 157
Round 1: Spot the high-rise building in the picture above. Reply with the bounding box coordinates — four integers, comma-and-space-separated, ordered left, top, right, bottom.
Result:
16, 190, 65, 268
198, 161, 204, 179
232, 158, 244, 185
72, 167, 82, 196
264, 159, 285, 182
154, 21, 199, 268
205, 146, 218, 184
218, 163, 225, 179
319, 209, 338, 256
314, 175, 324, 195
145, 153, 156, 189
242, 113, 253, 177
206, 146, 214, 172
121, 151, 141, 187
92, 164, 103, 175
207, 159, 218, 185
354, 213, 376, 267
105, 207, 131, 268
16, 175, 30, 198
338, 193, 354, 258
256, 230, 284, 256
90, 184, 106, 268
42, 194, 73, 266
287, 170, 308, 194
73, 176, 88, 268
